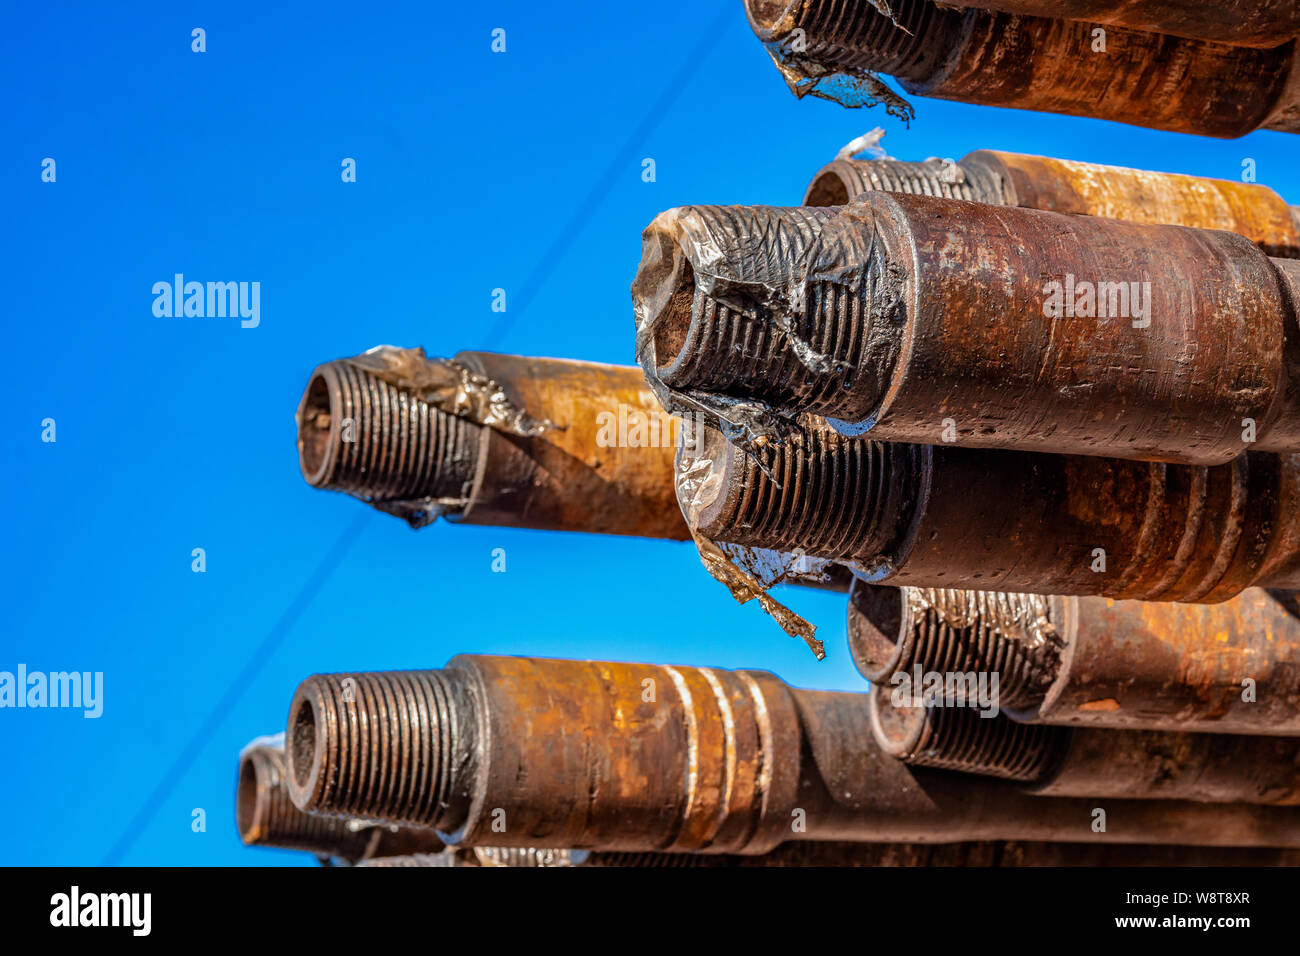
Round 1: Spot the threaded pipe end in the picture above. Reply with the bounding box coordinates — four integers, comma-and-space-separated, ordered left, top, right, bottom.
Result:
745, 0, 966, 83
237, 744, 376, 860
296, 359, 481, 510
804, 158, 1006, 207
849, 582, 1062, 710
678, 424, 924, 564
869, 688, 1067, 783
636, 204, 897, 423
285, 670, 467, 830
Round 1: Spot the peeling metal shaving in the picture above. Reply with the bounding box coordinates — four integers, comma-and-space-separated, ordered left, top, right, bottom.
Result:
674, 427, 824, 659
693, 531, 825, 660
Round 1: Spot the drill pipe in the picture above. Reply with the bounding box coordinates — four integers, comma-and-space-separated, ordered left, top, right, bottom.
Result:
678, 423, 1300, 603
283, 655, 1300, 849
744, 0, 1300, 137
635, 193, 1300, 463
867, 687, 1300, 802
356, 842, 1011, 867
804, 150, 1300, 258
298, 350, 688, 539
357, 843, 1300, 866
237, 743, 444, 862
928, 0, 1300, 49
848, 582, 1300, 735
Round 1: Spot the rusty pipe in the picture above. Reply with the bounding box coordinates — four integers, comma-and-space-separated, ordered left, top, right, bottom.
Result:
635, 194, 1300, 463
356, 842, 1012, 867
284, 655, 1300, 849
679, 422, 1300, 603
357, 842, 1300, 866
928, 1, 1300, 49
849, 583, 1300, 735
867, 687, 1300, 802
298, 349, 689, 539
745, 0, 1300, 137
236, 741, 444, 862
805, 150, 1300, 258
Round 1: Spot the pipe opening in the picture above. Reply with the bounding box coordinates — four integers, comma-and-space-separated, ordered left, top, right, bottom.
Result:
297, 372, 336, 486
868, 687, 924, 756
848, 580, 907, 682
804, 170, 851, 207
653, 258, 697, 380
235, 753, 263, 843
745, 0, 799, 35
290, 697, 318, 792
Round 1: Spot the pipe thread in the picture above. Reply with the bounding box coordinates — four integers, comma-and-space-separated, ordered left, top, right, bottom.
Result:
238, 746, 376, 859
805, 158, 1005, 206
288, 670, 462, 829
299, 361, 480, 504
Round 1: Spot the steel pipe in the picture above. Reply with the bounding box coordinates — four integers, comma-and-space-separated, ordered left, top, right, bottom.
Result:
355, 842, 1012, 867
924, 1, 1300, 49
744, 0, 1300, 137
867, 687, 1300, 801
849, 583, 1300, 735
283, 655, 1300, 849
635, 194, 1300, 463
678, 423, 1300, 603
298, 350, 688, 539
237, 741, 444, 862
355, 841, 1300, 866
805, 150, 1300, 258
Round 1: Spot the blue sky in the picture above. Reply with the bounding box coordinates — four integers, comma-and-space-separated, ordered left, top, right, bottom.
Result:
3, 1, 1298, 865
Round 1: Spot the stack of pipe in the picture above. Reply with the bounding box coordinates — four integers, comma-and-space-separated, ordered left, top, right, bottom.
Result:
249, 2, 1300, 864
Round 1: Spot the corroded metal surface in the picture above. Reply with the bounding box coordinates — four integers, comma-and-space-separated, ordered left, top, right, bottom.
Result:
282, 654, 1300, 848
867, 686, 1069, 782
867, 685, 1300, 802
358, 843, 1300, 866
683, 421, 1300, 602
355, 842, 1008, 867
236, 742, 444, 862
849, 582, 1300, 734
635, 194, 1300, 463
745, 0, 1300, 137
933, 0, 1300, 50
804, 150, 1300, 258
297, 350, 688, 539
